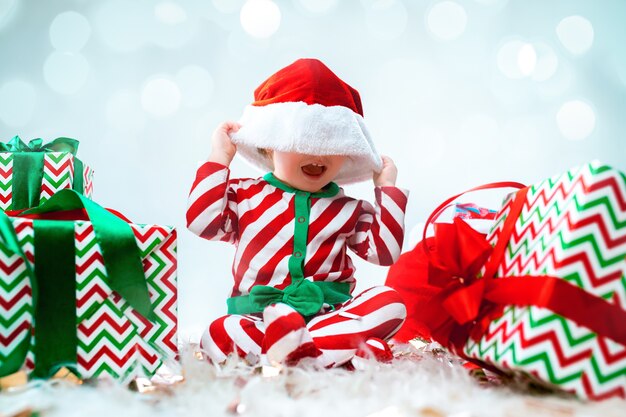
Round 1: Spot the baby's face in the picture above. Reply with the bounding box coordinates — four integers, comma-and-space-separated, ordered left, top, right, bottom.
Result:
272, 151, 346, 192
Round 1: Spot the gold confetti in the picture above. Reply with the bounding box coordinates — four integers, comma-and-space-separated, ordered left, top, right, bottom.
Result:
262, 364, 282, 378
418, 407, 445, 417
1, 367, 82, 391
129, 377, 157, 394
52, 367, 82, 385
409, 339, 428, 350
150, 364, 185, 387
0, 371, 28, 390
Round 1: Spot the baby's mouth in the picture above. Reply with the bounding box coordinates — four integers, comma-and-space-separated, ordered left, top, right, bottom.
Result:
301, 163, 326, 177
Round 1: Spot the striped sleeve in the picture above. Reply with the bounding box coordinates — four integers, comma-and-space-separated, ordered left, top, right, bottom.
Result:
347, 186, 409, 266
186, 161, 239, 244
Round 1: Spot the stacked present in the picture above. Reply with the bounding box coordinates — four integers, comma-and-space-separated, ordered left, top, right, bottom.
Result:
0, 136, 93, 210
388, 161, 626, 401
0, 136, 178, 383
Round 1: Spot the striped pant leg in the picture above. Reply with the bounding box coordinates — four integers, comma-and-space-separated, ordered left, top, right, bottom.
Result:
262, 303, 322, 365
307, 286, 407, 367
200, 314, 265, 363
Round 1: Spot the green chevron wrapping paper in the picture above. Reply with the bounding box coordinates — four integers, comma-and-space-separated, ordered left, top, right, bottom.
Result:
0, 217, 177, 382
463, 161, 626, 400
0, 152, 94, 211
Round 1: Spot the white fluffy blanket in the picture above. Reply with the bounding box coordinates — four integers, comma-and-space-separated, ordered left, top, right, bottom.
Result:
2, 344, 624, 417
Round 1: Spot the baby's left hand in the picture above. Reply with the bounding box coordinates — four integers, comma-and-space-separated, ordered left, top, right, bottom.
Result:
373, 155, 398, 187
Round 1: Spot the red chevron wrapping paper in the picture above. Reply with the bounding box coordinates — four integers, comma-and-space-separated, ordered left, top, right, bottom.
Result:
0, 218, 177, 382
0, 152, 94, 210
463, 161, 626, 400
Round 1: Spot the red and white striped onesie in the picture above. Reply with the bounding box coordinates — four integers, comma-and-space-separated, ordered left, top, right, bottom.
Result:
187, 161, 409, 366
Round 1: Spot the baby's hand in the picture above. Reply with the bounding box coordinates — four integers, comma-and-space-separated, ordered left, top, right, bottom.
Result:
373, 155, 398, 187
209, 121, 240, 166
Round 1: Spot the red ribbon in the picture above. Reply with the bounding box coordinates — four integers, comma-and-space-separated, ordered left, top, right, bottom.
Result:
420, 185, 626, 353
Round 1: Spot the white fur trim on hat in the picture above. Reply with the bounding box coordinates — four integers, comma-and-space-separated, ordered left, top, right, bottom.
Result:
230, 101, 383, 185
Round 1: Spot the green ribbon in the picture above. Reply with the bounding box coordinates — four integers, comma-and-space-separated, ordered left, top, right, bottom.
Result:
251, 280, 323, 317
0, 189, 153, 379
0, 136, 83, 210
0, 136, 79, 155
32, 219, 77, 378
23, 190, 154, 321
227, 280, 352, 318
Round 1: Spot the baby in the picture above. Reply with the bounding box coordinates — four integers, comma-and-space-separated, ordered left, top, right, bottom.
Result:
186, 59, 409, 368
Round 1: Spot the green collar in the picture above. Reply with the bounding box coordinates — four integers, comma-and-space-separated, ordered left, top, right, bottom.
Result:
263, 172, 340, 198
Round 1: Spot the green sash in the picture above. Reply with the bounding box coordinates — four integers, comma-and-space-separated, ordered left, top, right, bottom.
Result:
227, 280, 352, 318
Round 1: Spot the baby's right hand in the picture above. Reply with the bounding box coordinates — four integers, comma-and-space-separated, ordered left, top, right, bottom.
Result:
209, 121, 240, 166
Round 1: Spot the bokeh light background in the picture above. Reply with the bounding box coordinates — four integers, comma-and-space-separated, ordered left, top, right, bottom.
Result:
1, 0, 625, 341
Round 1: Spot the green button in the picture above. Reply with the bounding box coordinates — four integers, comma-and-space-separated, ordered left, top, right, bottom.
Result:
297, 216, 305, 223
294, 251, 302, 258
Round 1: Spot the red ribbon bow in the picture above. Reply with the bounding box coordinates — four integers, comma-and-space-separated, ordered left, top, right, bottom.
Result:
420, 218, 503, 351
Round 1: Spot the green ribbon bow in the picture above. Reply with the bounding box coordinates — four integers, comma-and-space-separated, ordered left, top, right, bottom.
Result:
0, 136, 84, 210
0, 189, 152, 379
228, 280, 352, 318
250, 280, 324, 317
0, 136, 79, 155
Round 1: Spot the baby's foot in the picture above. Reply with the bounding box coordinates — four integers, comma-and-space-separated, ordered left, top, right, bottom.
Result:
348, 337, 394, 370
262, 303, 322, 365
356, 337, 394, 362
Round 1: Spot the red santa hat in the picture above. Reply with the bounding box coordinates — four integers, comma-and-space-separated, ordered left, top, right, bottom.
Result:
230, 58, 382, 185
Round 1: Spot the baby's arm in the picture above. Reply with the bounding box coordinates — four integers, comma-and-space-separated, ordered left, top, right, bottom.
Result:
186, 122, 241, 243
347, 156, 409, 265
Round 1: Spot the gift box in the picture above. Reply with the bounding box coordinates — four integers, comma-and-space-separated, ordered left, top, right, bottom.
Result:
399, 164, 626, 401
463, 162, 626, 400
0, 190, 177, 382
0, 136, 94, 211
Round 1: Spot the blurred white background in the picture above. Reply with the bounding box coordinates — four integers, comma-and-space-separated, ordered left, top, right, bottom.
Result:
1, 0, 625, 341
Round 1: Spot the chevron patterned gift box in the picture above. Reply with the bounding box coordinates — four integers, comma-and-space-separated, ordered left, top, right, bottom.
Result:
0, 191, 177, 382
0, 136, 94, 211
460, 161, 626, 400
